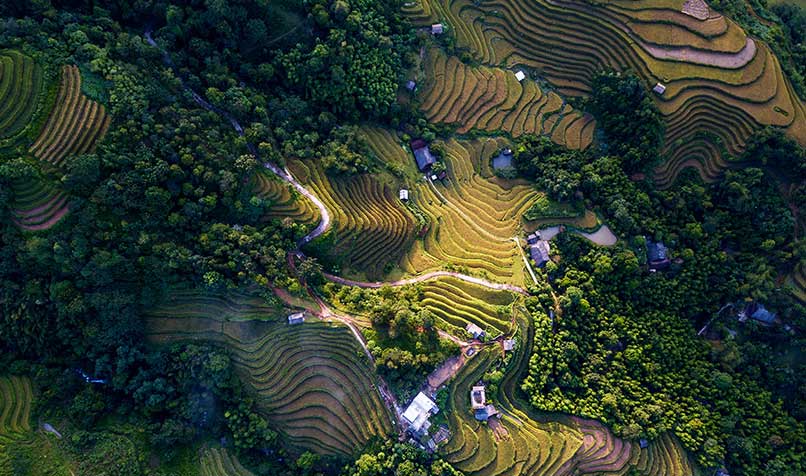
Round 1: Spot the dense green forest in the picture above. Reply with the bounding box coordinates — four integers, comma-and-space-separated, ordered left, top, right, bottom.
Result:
0, 1, 803, 475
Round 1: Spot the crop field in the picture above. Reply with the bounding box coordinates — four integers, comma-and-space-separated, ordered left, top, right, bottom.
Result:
288, 159, 416, 280
0, 50, 51, 155
439, 316, 698, 476
146, 307, 394, 456
199, 448, 255, 476
395, 139, 539, 284
421, 276, 517, 337
419, 48, 596, 149
252, 170, 320, 225
2, 54, 112, 231
404, 0, 806, 187
10, 177, 70, 232
29, 65, 111, 167
146, 288, 288, 324
0, 376, 32, 472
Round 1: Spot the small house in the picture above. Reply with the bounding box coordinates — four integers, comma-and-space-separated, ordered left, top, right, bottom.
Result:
526, 233, 539, 245
492, 148, 514, 170
503, 339, 516, 351
741, 302, 777, 325
411, 139, 436, 171
646, 239, 671, 270
515, 71, 526, 82
432, 426, 450, 445
639, 439, 649, 449
287, 312, 305, 325
474, 404, 499, 422
471, 385, 486, 410
431, 23, 444, 35
653, 82, 666, 95
405, 80, 417, 91
402, 392, 439, 435
399, 189, 410, 202
530, 240, 551, 268
466, 322, 484, 339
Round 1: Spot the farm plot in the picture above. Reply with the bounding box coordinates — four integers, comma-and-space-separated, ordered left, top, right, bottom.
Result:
405, 0, 806, 186
288, 159, 416, 280
10, 177, 70, 232
399, 139, 540, 285
0, 50, 51, 155
29, 64, 111, 167
421, 276, 517, 337
146, 288, 287, 324
146, 312, 393, 456
0, 376, 33, 471
199, 448, 255, 476
2, 55, 112, 231
253, 171, 320, 225
440, 327, 698, 476
419, 48, 595, 149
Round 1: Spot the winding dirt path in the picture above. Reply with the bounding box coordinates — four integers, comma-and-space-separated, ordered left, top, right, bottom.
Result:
323, 270, 529, 295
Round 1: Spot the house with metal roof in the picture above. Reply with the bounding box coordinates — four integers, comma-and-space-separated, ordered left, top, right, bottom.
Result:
474, 404, 499, 422
646, 239, 671, 270
402, 392, 439, 435
503, 339, 516, 351
287, 312, 305, 325
470, 385, 486, 410
530, 240, 551, 268
431, 23, 444, 35
492, 148, 514, 170
411, 139, 436, 171
466, 322, 484, 339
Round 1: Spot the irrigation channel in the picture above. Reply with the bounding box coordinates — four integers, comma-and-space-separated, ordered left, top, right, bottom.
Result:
144, 29, 530, 429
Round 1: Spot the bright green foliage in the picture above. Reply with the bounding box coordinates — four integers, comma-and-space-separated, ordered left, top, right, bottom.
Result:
342, 441, 464, 476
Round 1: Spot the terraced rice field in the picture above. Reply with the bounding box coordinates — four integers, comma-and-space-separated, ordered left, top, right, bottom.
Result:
10, 178, 70, 231
0, 50, 50, 155
786, 262, 806, 303
439, 316, 698, 476
420, 276, 517, 337
396, 139, 539, 284
288, 159, 416, 280
419, 48, 595, 149
199, 448, 255, 476
146, 288, 287, 323
2, 54, 112, 231
253, 171, 320, 225
146, 312, 394, 456
0, 376, 33, 471
404, 0, 806, 187
29, 64, 111, 167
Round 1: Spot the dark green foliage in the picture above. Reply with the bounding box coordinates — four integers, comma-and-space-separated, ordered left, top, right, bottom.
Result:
585, 71, 664, 172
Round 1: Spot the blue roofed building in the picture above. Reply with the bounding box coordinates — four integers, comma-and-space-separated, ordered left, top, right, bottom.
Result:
411, 139, 436, 171
646, 238, 671, 270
